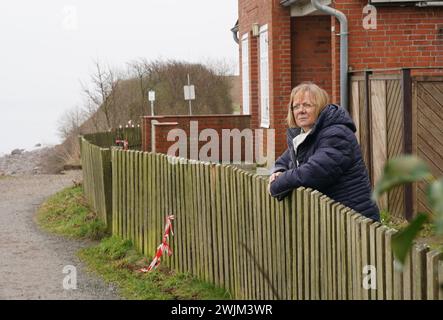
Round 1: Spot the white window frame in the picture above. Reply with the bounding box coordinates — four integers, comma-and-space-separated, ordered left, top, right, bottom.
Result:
241, 33, 250, 115
259, 24, 270, 128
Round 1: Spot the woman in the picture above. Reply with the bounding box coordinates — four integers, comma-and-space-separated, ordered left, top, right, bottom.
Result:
268, 82, 379, 221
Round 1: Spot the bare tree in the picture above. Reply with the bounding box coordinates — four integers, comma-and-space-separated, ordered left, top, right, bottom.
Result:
127, 58, 149, 116
57, 105, 87, 140
81, 59, 121, 130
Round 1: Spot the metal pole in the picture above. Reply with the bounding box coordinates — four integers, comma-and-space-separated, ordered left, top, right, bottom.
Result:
151, 100, 154, 116
187, 74, 192, 115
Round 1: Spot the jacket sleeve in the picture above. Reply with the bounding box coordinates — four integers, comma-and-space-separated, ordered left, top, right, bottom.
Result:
270, 148, 291, 174
270, 126, 354, 198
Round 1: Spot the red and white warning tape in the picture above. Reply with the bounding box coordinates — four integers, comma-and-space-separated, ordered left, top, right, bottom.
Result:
115, 139, 129, 150
140, 214, 175, 272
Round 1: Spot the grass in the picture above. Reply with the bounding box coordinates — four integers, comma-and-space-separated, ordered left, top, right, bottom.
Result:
37, 184, 231, 300
78, 236, 231, 300
380, 210, 443, 250
36, 185, 107, 240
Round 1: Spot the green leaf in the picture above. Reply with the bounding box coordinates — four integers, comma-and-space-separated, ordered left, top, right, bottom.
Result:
427, 178, 443, 235
373, 156, 432, 201
391, 213, 428, 269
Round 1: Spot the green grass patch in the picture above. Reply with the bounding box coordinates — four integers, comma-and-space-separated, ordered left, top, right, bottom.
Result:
78, 236, 231, 300
381, 210, 443, 250
36, 185, 107, 240
38, 184, 230, 300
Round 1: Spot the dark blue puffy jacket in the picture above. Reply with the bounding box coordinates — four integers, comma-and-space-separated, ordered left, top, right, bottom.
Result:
270, 104, 380, 221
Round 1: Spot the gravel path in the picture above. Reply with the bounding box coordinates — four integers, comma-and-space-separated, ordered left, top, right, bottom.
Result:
0, 171, 120, 300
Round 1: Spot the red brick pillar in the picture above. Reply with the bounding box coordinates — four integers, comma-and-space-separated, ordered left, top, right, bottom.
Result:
270, 1, 292, 158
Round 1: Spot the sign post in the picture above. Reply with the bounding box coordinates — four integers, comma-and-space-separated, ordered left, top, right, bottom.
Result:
183, 74, 195, 115
148, 90, 155, 116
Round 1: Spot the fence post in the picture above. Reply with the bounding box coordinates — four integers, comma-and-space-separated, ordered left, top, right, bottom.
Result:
364, 70, 373, 184
402, 68, 414, 221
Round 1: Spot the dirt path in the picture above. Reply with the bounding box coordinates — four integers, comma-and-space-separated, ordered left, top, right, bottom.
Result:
0, 172, 120, 300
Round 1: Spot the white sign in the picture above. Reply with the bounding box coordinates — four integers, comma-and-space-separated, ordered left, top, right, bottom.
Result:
184, 85, 195, 100
148, 90, 155, 102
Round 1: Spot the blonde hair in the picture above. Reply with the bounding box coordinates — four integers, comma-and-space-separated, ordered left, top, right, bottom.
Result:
286, 82, 329, 128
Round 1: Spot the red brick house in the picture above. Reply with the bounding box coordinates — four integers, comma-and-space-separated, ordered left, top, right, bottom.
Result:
234, 0, 443, 158
233, 0, 443, 218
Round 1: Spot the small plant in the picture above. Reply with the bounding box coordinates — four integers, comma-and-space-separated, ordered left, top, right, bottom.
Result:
373, 155, 443, 267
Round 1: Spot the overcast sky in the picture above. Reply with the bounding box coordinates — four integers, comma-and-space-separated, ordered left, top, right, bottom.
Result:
0, 0, 239, 154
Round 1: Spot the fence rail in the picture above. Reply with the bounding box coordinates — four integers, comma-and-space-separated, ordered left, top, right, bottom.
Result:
80, 135, 443, 300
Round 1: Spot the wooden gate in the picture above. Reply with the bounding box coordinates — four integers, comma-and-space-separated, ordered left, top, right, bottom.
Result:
350, 71, 443, 220
350, 73, 405, 218
413, 78, 443, 216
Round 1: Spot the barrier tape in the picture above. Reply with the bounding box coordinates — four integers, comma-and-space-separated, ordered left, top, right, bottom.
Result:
115, 139, 129, 150
140, 214, 175, 272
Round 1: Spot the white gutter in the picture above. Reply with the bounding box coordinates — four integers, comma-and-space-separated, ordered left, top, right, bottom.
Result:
310, 0, 349, 111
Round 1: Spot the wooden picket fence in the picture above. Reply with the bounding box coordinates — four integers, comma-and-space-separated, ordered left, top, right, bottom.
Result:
79, 133, 443, 299
108, 148, 443, 300
80, 137, 112, 230
80, 127, 141, 230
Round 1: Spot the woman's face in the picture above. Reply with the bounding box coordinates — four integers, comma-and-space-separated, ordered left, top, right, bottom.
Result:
292, 91, 317, 132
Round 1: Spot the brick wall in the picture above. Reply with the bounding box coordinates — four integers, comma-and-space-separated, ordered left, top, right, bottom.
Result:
238, 0, 443, 159
332, 0, 443, 101
291, 15, 333, 98
239, 0, 292, 157
141, 115, 256, 162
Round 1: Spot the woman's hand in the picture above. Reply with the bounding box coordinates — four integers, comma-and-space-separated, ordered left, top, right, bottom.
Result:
267, 171, 283, 195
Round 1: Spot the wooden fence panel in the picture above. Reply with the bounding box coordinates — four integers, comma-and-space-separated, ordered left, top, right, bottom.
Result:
281, 191, 291, 300
296, 188, 304, 299
345, 210, 355, 299
310, 191, 321, 299
386, 79, 405, 219
331, 202, 339, 300
369, 222, 380, 299
412, 244, 428, 300
143, 153, 148, 257
276, 186, 286, 300
326, 199, 334, 299
290, 191, 298, 300
320, 195, 328, 300
229, 166, 239, 299
270, 181, 279, 299
415, 81, 443, 216
258, 178, 268, 299
337, 205, 348, 299
427, 250, 442, 300
361, 218, 371, 300
237, 169, 246, 298
375, 225, 388, 299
